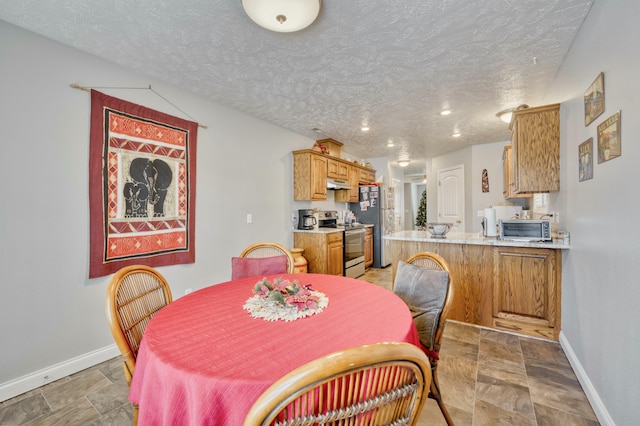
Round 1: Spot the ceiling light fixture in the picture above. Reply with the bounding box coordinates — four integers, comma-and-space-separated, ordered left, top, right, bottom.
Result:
496, 104, 529, 123
361, 126, 370, 132
386, 139, 394, 147
452, 132, 461, 138
241, 0, 321, 33
398, 160, 411, 168
440, 110, 452, 116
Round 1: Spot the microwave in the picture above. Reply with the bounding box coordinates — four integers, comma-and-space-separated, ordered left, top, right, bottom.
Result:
499, 219, 552, 242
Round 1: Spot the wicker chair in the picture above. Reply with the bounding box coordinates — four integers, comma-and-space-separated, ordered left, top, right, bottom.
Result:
105, 265, 173, 425
239, 242, 295, 274
243, 342, 432, 426
401, 252, 455, 425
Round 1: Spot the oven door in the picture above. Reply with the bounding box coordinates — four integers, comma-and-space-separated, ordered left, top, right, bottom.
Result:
344, 229, 365, 278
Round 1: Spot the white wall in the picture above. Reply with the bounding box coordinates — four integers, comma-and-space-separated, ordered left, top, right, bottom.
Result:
0, 20, 315, 394
542, 1, 640, 424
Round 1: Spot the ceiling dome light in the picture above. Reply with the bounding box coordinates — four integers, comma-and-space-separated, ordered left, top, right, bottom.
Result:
398, 160, 410, 167
241, 0, 321, 33
496, 104, 529, 123
361, 126, 370, 132
452, 132, 461, 138
440, 110, 452, 116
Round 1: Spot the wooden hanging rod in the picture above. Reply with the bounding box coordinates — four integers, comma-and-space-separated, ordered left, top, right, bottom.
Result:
70, 83, 208, 129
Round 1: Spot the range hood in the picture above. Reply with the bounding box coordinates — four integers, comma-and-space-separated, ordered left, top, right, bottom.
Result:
326, 178, 352, 190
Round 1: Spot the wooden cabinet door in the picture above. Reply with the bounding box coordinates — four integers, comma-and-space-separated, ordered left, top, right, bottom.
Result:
364, 227, 373, 268
294, 151, 327, 201
493, 246, 561, 340
502, 146, 531, 199
327, 158, 349, 180
510, 104, 560, 193
310, 154, 328, 200
348, 166, 359, 202
327, 233, 344, 276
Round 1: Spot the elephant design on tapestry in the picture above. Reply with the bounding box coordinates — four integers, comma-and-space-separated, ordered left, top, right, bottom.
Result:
123, 158, 173, 218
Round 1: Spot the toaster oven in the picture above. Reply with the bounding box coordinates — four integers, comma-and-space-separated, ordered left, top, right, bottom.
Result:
499, 219, 552, 242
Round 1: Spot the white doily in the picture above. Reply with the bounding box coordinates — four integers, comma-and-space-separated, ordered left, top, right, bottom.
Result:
243, 290, 329, 322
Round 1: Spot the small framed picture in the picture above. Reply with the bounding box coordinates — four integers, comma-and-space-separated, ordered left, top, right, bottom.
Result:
584, 72, 605, 126
597, 111, 621, 163
578, 138, 593, 182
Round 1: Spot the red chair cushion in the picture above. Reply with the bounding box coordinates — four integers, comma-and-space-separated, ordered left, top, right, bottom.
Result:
231, 255, 288, 280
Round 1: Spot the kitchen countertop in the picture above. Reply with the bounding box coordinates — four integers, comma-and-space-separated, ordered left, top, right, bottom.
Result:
384, 230, 570, 249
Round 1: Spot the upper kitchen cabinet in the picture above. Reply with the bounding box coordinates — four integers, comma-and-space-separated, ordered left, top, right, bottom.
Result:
293, 147, 376, 201
509, 103, 560, 194
502, 145, 532, 199
293, 151, 328, 200
327, 158, 349, 180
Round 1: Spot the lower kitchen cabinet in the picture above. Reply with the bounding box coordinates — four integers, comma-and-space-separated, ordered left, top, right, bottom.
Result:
294, 231, 344, 276
364, 226, 373, 268
389, 239, 562, 340
493, 246, 561, 340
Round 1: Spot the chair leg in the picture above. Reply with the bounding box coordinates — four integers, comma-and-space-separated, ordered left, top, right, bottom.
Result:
132, 403, 138, 426
429, 366, 455, 426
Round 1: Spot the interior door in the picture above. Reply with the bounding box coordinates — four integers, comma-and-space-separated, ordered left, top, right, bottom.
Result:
437, 165, 465, 232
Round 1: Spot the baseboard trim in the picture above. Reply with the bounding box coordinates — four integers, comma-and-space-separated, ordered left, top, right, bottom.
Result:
559, 331, 614, 426
0, 344, 120, 403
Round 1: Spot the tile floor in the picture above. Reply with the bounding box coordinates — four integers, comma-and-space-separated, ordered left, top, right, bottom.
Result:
1, 268, 599, 425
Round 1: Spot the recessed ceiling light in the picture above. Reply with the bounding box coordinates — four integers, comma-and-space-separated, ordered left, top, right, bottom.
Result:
452, 132, 461, 138
440, 110, 452, 116
361, 126, 370, 132
386, 139, 394, 147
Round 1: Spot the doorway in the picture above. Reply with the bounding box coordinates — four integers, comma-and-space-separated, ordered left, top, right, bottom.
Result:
437, 165, 465, 232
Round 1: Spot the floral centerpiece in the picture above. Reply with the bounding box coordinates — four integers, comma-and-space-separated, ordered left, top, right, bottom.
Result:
243, 277, 329, 322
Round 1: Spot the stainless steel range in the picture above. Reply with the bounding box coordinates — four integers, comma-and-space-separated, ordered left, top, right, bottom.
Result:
317, 211, 366, 278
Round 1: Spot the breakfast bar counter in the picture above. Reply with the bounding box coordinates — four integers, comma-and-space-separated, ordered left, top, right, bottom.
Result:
384, 230, 570, 249
384, 230, 568, 340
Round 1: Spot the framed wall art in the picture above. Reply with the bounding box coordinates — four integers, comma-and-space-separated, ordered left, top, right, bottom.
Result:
584, 72, 605, 126
578, 138, 593, 182
597, 110, 621, 163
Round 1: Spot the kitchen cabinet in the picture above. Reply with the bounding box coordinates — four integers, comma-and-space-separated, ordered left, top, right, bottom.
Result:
327, 158, 349, 180
510, 103, 560, 193
359, 168, 375, 184
502, 145, 532, 199
389, 237, 563, 340
293, 151, 327, 200
493, 246, 561, 340
335, 165, 360, 202
364, 226, 373, 268
294, 231, 344, 276
293, 149, 376, 201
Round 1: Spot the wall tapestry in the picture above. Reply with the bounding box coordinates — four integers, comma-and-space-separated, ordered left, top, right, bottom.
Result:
89, 90, 197, 278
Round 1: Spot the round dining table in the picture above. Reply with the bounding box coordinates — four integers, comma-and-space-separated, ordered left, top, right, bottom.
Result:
129, 273, 422, 425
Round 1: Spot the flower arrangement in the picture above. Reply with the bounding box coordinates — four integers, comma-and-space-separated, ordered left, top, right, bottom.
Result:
243, 277, 329, 322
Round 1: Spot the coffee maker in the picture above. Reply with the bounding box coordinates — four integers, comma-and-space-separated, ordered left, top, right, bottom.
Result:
298, 209, 317, 230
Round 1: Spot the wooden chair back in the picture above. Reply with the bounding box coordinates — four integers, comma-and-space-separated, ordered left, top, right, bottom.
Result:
404, 252, 455, 425
243, 342, 432, 426
105, 265, 173, 385
404, 252, 454, 351
240, 242, 295, 274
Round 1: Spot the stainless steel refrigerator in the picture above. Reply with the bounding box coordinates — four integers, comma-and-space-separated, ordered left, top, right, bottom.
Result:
349, 185, 395, 268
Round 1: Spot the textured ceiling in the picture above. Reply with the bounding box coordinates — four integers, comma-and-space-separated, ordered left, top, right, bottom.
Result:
0, 0, 593, 174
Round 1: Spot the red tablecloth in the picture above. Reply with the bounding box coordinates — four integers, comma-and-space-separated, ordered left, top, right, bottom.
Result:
129, 273, 421, 425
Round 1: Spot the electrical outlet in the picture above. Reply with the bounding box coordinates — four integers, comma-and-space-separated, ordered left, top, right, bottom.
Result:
246, 213, 252, 224
477, 210, 484, 217
553, 212, 560, 223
